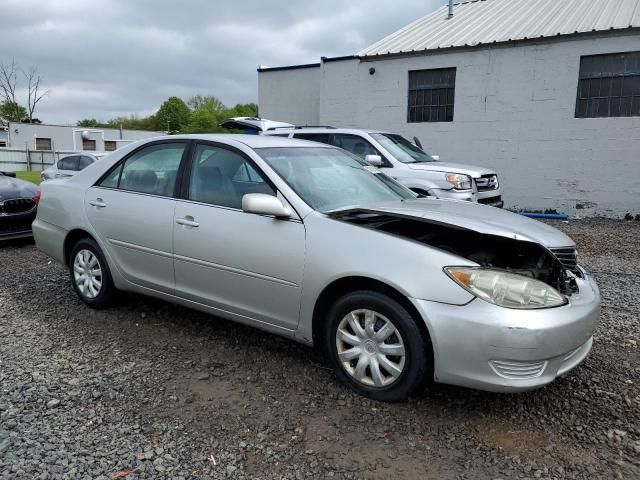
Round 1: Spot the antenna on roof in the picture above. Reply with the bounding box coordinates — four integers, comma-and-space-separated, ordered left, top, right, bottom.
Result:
447, 0, 454, 19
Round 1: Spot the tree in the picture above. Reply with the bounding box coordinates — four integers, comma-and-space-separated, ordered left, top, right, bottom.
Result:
0, 59, 48, 123
156, 96, 191, 133
0, 60, 19, 119
23, 66, 47, 123
183, 108, 217, 133
77, 118, 100, 127
223, 102, 258, 119
0, 101, 27, 123
187, 95, 225, 114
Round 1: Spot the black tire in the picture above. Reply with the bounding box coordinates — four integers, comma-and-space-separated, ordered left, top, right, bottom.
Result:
323, 290, 431, 402
68, 237, 116, 309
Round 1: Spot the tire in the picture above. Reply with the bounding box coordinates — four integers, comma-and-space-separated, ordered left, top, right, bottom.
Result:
69, 237, 116, 309
324, 290, 431, 402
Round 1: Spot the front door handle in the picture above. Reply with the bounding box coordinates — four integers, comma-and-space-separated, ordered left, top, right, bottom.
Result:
89, 198, 107, 208
176, 216, 199, 228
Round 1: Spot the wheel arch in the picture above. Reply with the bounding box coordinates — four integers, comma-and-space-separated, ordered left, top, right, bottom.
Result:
312, 276, 434, 359
63, 229, 96, 265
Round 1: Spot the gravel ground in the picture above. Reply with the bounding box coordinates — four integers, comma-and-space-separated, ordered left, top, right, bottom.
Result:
0, 218, 639, 480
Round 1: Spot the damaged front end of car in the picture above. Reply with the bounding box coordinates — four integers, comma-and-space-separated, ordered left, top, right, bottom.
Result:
329, 208, 580, 299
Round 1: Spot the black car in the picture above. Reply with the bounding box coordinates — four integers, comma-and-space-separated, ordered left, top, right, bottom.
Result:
0, 172, 38, 240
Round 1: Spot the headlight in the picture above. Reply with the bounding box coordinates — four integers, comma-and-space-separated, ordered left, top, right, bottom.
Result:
445, 173, 472, 190
445, 267, 567, 309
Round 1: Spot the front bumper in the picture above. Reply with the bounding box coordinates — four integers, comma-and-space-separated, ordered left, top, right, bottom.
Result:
433, 188, 504, 208
412, 273, 600, 392
0, 210, 37, 240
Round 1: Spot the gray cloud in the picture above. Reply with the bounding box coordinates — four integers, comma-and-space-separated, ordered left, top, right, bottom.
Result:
0, 0, 441, 124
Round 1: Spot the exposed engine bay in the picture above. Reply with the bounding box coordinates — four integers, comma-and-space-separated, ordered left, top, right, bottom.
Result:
330, 209, 579, 295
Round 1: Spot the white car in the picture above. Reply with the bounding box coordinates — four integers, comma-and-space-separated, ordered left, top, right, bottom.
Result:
41, 153, 103, 182
221, 118, 503, 207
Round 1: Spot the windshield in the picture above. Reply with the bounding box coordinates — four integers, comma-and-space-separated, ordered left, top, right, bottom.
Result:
370, 133, 436, 164
257, 147, 415, 213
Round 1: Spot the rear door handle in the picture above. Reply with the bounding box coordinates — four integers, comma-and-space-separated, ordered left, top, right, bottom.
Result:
176, 216, 200, 228
89, 199, 107, 208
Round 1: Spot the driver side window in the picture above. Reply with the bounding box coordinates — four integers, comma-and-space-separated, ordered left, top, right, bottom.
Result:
188, 144, 275, 209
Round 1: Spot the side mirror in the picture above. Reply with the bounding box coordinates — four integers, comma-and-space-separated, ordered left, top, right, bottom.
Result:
431, 155, 440, 161
242, 193, 291, 218
364, 154, 383, 167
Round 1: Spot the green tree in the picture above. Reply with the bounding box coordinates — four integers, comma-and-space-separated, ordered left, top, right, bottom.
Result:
183, 108, 217, 133
223, 102, 258, 119
187, 95, 225, 114
77, 118, 100, 127
0, 101, 27, 123
156, 96, 191, 133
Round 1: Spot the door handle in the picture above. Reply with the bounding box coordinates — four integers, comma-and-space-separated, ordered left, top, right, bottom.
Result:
176, 216, 200, 228
89, 199, 107, 208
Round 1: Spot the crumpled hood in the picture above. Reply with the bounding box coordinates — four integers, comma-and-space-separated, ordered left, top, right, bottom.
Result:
408, 161, 496, 178
358, 198, 574, 248
0, 175, 37, 201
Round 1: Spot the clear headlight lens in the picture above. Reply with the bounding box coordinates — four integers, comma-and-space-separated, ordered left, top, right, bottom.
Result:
445, 267, 567, 309
445, 173, 472, 190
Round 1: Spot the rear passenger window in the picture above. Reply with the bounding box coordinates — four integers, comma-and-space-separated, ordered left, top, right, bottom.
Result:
98, 143, 185, 196
59, 156, 79, 170
188, 144, 275, 209
331, 134, 379, 160
293, 133, 332, 144
79, 156, 94, 169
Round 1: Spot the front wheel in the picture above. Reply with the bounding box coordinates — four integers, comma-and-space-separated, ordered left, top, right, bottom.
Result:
69, 238, 116, 309
324, 290, 431, 401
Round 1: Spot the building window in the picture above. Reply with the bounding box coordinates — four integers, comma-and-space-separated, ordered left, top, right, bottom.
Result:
408, 68, 456, 123
35, 138, 52, 150
104, 140, 117, 151
82, 139, 97, 151
576, 51, 640, 118
0, 141, 6, 148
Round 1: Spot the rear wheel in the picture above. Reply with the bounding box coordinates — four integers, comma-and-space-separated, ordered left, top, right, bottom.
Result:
324, 290, 430, 401
69, 238, 115, 309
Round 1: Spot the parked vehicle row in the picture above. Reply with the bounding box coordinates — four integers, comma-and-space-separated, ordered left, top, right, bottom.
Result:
33, 135, 599, 401
221, 117, 503, 207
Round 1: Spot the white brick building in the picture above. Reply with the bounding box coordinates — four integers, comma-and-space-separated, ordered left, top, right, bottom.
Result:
258, 0, 640, 215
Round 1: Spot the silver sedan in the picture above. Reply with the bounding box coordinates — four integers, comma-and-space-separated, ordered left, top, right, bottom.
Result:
32, 135, 600, 401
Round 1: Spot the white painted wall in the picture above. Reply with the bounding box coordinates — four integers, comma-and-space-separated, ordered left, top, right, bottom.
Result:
259, 33, 640, 216
4, 122, 163, 151
259, 66, 320, 126
321, 34, 640, 216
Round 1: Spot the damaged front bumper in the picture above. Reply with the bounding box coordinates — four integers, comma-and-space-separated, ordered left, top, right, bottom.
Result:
412, 272, 600, 392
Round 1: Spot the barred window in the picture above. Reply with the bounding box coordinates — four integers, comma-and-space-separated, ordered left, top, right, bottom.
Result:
408, 68, 456, 123
104, 140, 117, 151
82, 139, 97, 151
575, 51, 640, 118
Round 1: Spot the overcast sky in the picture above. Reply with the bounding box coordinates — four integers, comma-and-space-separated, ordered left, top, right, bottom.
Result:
1, 0, 442, 125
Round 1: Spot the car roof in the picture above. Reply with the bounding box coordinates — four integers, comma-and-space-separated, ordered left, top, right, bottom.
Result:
267, 128, 391, 135
168, 134, 337, 149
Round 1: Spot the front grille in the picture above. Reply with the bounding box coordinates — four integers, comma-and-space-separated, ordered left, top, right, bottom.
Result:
489, 359, 547, 379
0, 198, 36, 215
478, 195, 502, 205
0, 218, 33, 236
550, 247, 579, 275
475, 174, 499, 192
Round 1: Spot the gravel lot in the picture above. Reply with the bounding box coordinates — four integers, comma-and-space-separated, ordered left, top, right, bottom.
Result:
1, 218, 639, 479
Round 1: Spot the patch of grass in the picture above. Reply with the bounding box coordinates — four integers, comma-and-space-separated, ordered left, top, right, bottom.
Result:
15, 171, 41, 185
